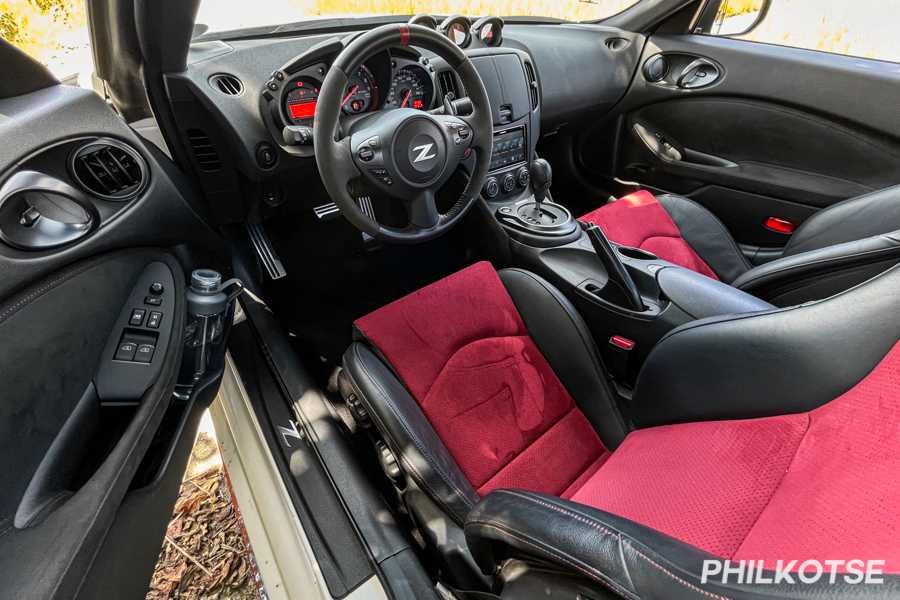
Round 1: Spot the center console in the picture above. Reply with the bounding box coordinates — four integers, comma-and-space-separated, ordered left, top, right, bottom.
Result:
484, 155, 771, 386
469, 49, 772, 388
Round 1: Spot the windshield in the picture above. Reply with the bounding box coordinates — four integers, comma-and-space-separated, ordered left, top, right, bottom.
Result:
194, 0, 640, 35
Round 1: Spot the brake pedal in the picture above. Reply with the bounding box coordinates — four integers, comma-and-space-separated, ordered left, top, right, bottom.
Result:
246, 222, 287, 280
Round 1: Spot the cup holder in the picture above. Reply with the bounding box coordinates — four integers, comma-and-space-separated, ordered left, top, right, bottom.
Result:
618, 246, 658, 261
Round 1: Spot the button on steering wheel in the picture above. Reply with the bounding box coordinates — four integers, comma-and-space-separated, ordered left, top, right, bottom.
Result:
314, 24, 493, 244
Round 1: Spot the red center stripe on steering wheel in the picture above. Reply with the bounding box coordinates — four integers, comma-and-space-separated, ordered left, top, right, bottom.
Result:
399, 25, 410, 46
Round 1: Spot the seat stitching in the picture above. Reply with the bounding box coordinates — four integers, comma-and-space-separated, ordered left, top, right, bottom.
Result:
351, 345, 475, 512
502, 491, 732, 600
465, 521, 638, 600
627, 543, 731, 600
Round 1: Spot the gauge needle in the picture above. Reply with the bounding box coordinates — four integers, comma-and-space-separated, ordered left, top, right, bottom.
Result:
401, 89, 412, 108
341, 85, 359, 107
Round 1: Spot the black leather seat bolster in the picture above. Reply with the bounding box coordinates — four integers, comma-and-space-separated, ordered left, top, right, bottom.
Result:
733, 233, 900, 303
465, 489, 900, 600
498, 268, 628, 450
657, 194, 752, 283
631, 264, 900, 429
785, 184, 900, 255
342, 342, 478, 524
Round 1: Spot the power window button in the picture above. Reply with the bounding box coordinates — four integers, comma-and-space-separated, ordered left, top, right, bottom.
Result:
144, 296, 162, 306
129, 308, 146, 326
134, 344, 156, 363
114, 342, 137, 361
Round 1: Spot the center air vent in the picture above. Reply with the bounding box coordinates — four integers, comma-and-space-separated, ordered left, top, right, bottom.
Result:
524, 61, 539, 110
209, 73, 243, 96
437, 70, 461, 100
70, 140, 147, 200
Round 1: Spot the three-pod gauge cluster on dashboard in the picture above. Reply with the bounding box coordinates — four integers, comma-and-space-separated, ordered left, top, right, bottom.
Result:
409, 14, 504, 49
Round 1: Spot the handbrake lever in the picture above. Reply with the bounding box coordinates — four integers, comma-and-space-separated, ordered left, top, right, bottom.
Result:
583, 223, 645, 312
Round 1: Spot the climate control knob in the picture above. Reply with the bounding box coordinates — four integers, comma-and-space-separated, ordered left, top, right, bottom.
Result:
516, 166, 530, 188
483, 177, 500, 199
502, 173, 516, 193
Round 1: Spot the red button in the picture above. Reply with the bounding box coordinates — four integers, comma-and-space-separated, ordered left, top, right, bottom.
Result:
765, 217, 797, 234
610, 335, 636, 351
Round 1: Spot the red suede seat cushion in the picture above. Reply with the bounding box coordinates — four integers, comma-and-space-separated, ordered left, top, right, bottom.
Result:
571, 341, 900, 572
355, 262, 609, 498
580, 191, 719, 280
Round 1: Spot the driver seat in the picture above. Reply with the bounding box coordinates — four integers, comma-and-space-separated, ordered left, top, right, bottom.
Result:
343, 261, 900, 598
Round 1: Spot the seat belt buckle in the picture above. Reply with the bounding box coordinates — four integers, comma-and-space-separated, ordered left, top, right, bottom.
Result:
606, 335, 635, 382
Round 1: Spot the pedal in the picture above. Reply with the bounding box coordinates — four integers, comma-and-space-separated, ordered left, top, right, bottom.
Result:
246, 222, 287, 280
357, 195, 376, 243
313, 202, 340, 221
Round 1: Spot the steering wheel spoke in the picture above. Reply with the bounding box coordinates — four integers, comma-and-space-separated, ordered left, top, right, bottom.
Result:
405, 189, 440, 229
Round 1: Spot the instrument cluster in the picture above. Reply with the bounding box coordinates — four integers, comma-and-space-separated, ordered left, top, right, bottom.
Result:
281, 54, 435, 127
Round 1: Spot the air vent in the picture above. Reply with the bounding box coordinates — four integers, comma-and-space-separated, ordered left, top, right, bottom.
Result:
209, 73, 243, 96
186, 129, 222, 173
437, 70, 461, 100
70, 140, 147, 200
524, 61, 539, 110
605, 37, 631, 51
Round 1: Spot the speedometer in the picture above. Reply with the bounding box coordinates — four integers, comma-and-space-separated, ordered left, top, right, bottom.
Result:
384, 65, 435, 111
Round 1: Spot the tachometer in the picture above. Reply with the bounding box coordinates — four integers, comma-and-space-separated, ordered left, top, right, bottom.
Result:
384, 65, 435, 111
341, 66, 378, 115
284, 77, 320, 124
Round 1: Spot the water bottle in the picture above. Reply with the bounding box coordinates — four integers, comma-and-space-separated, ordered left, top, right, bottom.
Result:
185, 269, 243, 382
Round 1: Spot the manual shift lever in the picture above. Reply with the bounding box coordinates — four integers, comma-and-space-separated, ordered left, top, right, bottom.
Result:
530, 158, 553, 214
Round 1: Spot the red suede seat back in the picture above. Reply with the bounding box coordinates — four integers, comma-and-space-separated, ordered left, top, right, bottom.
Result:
355, 262, 608, 498
580, 191, 719, 280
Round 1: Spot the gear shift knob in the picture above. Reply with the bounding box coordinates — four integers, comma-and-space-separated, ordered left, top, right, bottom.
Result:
530, 158, 552, 207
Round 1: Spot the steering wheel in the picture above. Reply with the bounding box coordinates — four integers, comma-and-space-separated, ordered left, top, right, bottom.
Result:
314, 24, 493, 244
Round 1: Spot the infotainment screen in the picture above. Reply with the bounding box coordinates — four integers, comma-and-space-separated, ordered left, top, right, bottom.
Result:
490, 127, 527, 172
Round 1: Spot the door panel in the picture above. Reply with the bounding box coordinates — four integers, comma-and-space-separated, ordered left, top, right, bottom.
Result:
0, 41, 227, 599
602, 34, 900, 248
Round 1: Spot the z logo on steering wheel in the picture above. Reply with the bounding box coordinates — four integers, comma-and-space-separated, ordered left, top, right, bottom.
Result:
412, 143, 437, 163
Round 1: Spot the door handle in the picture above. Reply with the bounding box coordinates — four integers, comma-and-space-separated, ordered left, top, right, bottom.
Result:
633, 122, 683, 161
677, 58, 721, 89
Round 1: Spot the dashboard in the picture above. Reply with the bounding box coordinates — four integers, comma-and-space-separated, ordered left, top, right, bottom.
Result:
175, 17, 644, 177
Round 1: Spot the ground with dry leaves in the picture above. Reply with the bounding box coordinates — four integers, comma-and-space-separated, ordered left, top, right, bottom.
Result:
146, 417, 264, 600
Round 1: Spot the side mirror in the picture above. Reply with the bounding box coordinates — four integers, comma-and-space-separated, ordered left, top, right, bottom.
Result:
706, 0, 771, 37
